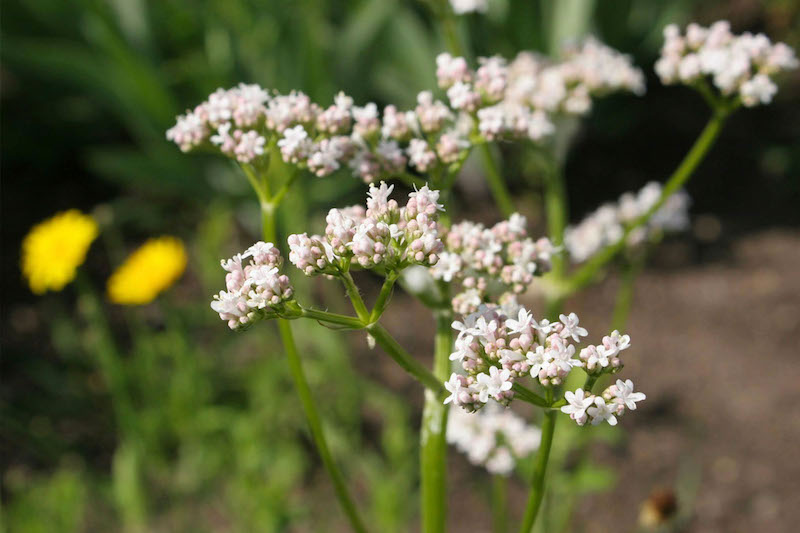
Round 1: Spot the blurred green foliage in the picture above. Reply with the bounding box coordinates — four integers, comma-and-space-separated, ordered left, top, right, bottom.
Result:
2, 0, 798, 531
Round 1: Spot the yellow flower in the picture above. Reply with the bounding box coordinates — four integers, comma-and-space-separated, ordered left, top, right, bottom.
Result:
107, 237, 187, 305
21, 210, 99, 294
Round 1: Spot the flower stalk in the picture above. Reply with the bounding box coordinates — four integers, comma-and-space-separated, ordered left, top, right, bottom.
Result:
567, 109, 728, 292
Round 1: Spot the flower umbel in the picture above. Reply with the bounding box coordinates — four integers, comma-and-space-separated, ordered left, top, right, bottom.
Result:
107, 237, 187, 305
211, 241, 294, 330
21, 210, 98, 294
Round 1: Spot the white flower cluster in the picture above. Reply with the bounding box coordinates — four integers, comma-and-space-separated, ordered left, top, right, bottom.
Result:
166, 84, 270, 158
168, 39, 643, 183
447, 403, 541, 476
288, 182, 445, 275
655, 21, 798, 107
479, 38, 645, 136
165, 81, 467, 183
444, 303, 637, 414
564, 181, 690, 263
210, 241, 294, 330
430, 213, 554, 314
561, 378, 645, 427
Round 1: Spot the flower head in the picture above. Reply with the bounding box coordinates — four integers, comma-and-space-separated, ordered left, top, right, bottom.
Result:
21, 210, 98, 294
107, 237, 187, 305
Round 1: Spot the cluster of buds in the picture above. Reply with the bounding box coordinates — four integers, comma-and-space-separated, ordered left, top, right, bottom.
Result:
210, 242, 294, 330
429, 213, 554, 314
167, 37, 646, 184
564, 181, 690, 263
655, 21, 798, 107
288, 182, 444, 276
447, 403, 541, 476
444, 303, 640, 417
561, 379, 646, 427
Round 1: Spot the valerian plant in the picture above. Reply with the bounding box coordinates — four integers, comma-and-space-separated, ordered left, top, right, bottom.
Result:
166, 16, 796, 533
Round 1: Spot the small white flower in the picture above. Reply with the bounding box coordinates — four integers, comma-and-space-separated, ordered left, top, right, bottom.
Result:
444, 373, 465, 405
587, 397, 618, 426
614, 379, 646, 410
599, 330, 631, 358
506, 308, 533, 334
559, 312, 588, 342
561, 388, 594, 425
476, 366, 513, 403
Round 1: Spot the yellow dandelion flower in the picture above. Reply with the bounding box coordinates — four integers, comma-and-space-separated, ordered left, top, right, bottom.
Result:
21, 210, 99, 294
107, 237, 187, 305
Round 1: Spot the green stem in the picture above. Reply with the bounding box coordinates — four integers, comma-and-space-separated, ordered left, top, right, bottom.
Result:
610, 251, 647, 333
256, 175, 367, 533
261, 202, 276, 245
340, 270, 371, 323
299, 307, 365, 330
478, 143, 516, 217
370, 272, 398, 322
366, 323, 447, 397
583, 374, 599, 393
271, 168, 300, 206
277, 320, 368, 533
420, 311, 453, 533
511, 383, 549, 408
567, 110, 729, 292
492, 475, 508, 533
518, 410, 557, 533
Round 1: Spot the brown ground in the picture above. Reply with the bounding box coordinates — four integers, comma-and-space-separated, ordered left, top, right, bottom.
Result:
375, 229, 800, 533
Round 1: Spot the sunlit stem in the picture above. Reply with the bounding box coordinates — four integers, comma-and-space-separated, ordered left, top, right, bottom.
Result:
420, 310, 453, 533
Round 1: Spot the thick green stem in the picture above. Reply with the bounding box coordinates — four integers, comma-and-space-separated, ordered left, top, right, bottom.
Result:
261, 202, 276, 246
567, 111, 728, 292
366, 323, 447, 397
478, 143, 516, 217
420, 311, 453, 533
492, 475, 508, 533
277, 320, 368, 533
518, 410, 557, 533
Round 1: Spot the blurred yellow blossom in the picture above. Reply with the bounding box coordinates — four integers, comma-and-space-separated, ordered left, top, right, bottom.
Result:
107, 237, 187, 305
21, 210, 98, 294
